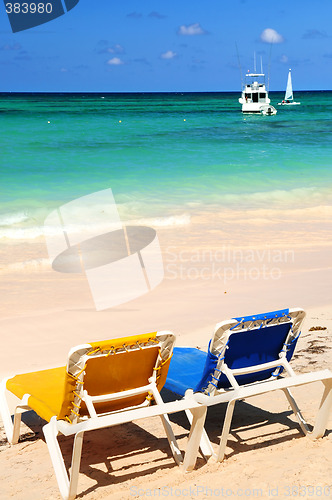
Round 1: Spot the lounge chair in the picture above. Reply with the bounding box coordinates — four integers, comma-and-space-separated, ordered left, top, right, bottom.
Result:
0, 331, 206, 500
164, 308, 332, 468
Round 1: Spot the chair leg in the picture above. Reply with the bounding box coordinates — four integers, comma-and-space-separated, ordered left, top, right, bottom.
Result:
284, 379, 332, 439
181, 405, 207, 472
43, 418, 84, 500
184, 408, 214, 460
68, 431, 84, 500
0, 379, 25, 445
43, 417, 71, 500
152, 384, 183, 464
159, 414, 183, 465
0, 379, 14, 443
283, 379, 332, 439
282, 388, 311, 435
217, 399, 237, 462
12, 409, 22, 445
311, 379, 332, 438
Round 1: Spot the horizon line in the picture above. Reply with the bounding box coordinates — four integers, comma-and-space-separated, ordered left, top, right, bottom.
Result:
1, 89, 331, 94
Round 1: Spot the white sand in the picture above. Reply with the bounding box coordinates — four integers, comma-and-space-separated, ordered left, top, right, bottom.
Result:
0, 217, 331, 499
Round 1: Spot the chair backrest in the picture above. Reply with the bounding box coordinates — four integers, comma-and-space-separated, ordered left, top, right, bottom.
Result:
195, 308, 305, 395
58, 331, 175, 422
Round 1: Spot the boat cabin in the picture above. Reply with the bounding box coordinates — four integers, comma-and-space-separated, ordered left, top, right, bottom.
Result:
239, 72, 276, 114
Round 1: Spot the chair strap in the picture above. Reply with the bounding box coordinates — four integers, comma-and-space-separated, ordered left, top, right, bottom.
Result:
146, 351, 173, 402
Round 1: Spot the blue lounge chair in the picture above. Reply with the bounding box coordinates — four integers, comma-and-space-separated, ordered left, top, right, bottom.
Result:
164, 308, 332, 468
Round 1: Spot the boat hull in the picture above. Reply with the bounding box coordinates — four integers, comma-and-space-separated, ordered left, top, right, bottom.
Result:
260, 105, 277, 115
240, 101, 274, 113
278, 101, 301, 105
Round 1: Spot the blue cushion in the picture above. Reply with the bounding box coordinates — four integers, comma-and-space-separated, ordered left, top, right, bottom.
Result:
164, 347, 208, 397
165, 314, 299, 396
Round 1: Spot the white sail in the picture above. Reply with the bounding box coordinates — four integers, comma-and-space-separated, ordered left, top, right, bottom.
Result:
278, 68, 300, 105
285, 69, 293, 101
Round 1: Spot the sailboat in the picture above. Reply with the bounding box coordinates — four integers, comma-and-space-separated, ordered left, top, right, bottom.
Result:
278, 69, 300, 105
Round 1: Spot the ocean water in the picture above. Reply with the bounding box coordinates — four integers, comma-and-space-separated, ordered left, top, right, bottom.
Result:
1, 91, 332, 241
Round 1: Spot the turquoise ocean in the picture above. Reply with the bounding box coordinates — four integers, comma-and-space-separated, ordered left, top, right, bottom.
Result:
1, 91, 332, 241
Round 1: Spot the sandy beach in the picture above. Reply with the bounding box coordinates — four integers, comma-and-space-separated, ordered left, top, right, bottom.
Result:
0, 212, 331, 499
1, 0, 332, 493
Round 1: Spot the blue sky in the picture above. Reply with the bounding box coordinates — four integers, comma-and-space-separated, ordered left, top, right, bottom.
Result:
0, 0, 331, 92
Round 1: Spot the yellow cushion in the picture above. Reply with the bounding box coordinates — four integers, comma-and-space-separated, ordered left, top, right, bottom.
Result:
6, 332, 172, 422
82, 345, 160, 413
6, 367, 67, 423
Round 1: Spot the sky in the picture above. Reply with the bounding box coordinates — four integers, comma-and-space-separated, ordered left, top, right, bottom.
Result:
0, 0, 331, 92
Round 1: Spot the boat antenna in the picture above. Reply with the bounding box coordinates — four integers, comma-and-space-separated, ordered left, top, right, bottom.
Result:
267, 42, 273, 91
260, 56, 263, 74
235, 42, 244, 89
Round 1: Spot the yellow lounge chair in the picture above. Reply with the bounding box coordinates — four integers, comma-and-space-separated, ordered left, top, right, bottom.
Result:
0, 331, 206, 500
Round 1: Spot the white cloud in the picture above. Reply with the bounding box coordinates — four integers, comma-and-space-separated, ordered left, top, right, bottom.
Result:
260, 28, 284, 44
108, 44, 125, 54
96, 42, 125, 55
178, 23, 206, 36
280, 54, 289, 63
161, 50, 177, 60
107, 57, 124, 65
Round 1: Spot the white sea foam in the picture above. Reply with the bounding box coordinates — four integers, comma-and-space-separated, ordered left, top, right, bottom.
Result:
219, 186, 332, 209
0, 183, 329, 243
0, 226, 45, 240
132, 214, 191, 227
0, 211, 29, 226
0, 213, 191, 241
0, 258, 51, 275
